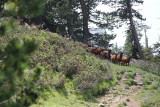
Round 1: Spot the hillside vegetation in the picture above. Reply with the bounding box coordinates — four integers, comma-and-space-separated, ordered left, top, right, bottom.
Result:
1, 26, 160, 107
0, 25, 115, 106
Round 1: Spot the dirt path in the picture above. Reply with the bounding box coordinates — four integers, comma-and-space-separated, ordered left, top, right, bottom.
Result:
97, 71, 145, 107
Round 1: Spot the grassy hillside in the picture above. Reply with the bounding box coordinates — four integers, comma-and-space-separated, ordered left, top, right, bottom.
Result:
1, 25, 160, 107
0, 25, 115, 106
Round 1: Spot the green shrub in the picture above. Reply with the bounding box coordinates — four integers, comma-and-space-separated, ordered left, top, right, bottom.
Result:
125, 86, 130, 89
117, 103, 125, 107
125, 72, 136, 79
122, 102, 127, 106
116, 74, 122, 80
141, 95, 160, 107
116, 71, 123, 80
124, 71, 137, 86
149, 82, 159, 90
127, 70, 133, 72
131, 59, 160, 76
125, 78, 137, 86
77, 79, 115, 100
54, 73, 66, 88
73, 70, 104, 92
144, 78, 151, 85
58, 55, 84, 78
144, 85, 149, 90
0, 37, 42, 106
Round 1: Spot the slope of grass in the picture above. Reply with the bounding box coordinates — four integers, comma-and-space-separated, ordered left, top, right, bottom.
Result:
0, 25, 116, 106
31, 88, 98, 107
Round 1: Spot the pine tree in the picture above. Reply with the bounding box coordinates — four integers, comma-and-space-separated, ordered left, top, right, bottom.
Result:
43, 0, 115, 44
105, 0, 145, 59
92, 31, 116, 48
111, 43, 119, 53
43, 0, 83, 40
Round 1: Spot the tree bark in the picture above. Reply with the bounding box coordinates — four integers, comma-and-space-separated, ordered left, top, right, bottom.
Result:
127, 0, 144, 59
79, 0, 89, 44
67, 20, 74, 38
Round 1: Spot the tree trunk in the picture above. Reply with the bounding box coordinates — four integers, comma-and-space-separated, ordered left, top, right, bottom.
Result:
127, 0, 144, 59
0, 0, 6, 17
67, 20, 74, 38
79, 0, 89, 44
67, 4, 74, 39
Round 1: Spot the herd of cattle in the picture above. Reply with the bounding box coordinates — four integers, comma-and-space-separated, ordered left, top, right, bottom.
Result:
80, 44, 132, 66
18, 18, 132, 66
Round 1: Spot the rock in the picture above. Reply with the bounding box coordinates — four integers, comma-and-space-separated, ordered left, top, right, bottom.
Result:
51, 85, 56, 90
133, 80, 137, 82
86, 104, 90, 107
126, 98, 130, 102
98, 103, 105, 107
136, 72, 141, 75
113, 87, 117, 90
138, 83, 143, 86
123, 79, 127, 81
108, 98, 113, 101
102, 100, 107, 104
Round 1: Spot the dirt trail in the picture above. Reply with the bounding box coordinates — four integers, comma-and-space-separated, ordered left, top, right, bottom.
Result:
97, 71, 145, 107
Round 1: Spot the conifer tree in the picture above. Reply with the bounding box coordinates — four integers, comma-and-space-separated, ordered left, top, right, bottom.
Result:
43, 0, 115, 44
104, 0, 145, 59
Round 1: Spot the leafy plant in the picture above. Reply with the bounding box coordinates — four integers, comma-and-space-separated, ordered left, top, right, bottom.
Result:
125, 72, 136, 79
144, 78, 151, 85
0, 37, 42, 106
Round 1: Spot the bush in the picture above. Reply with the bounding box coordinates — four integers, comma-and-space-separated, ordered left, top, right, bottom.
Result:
77, 79, 115, 100
116, 74, 122, 80
0, 37, 42, 106
130, 59, 160, 76
58, 55, 84, 78
74, 70, 105, 92
125, 78, 134, 86
149, 82, 159, 90
54, 73, 66, 88
73, 56, 112, 93
125, 72, 136, 79
124, 71, 137, 86
141, 95, 160, 107
125, 78, 137, 86
117, 102, 127, 107
144, 78, 151, 85
144, 85, 149, 90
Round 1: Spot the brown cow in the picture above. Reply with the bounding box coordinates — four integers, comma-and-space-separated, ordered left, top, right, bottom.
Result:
19, 19, 25, 25
93, 48, 104, 55
116, 52, 124, 65
37, 24, 44, 30
89, 47, 97, 54
80, 43, 87, 48
30, 24, 38, 29
80, 43, 92, 48
100, 51, 108, 59
100, 49, 111, 60
111, 53, 118, 63
121, 54, 132, 66
107, 49, 112, 60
